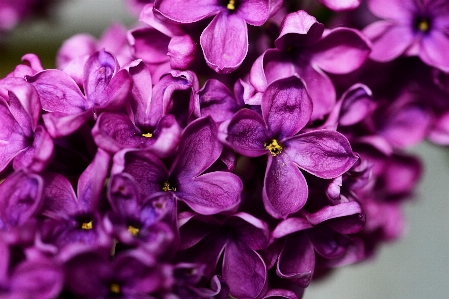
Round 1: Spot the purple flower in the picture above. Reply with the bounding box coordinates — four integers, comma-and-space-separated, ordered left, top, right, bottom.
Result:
223, 76, 358, 218
178, 212, 270, 298
248, 10, 371, 119
27, 50, 132, 138
154, 0, 282, 73
0, 78, 53, 173
112, 117, 243, 215
364, 0, 449, 71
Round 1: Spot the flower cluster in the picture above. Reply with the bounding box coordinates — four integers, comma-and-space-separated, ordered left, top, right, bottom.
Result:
0, 0, 448, 298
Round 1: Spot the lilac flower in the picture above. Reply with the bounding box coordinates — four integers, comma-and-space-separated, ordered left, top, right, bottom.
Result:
112, 117, 243, 215
223, 76, 358, 218
106, 172, 177, 258
248, 10, 371, 119
92, 60, 182, 157
177, 212, 270, 298
27, 50, 132, 138
154, 0, 282, 73
0, 78, 53, 173
37, 150, 112, 256
364, 0, 449, 71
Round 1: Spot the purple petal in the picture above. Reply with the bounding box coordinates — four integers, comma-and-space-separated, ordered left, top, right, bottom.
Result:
26, 70, 89, 113
277, 232, 314, 287
171, 117, 223, 179
275, 10, 324, 50
223, 241, 267, 299
363, 21, 413, 62
108, 173, 141, 216
272, 217, 313, 239
307, 225, 349, 259
129, 27, 171, 65
56, 33, 96, 70
225, 109, 269, 157
262, 76, 312, 139
126, 60, 153, 128
263, 154, 308, 219
317, 0, 360, 11
367, 0, 415, 20
168, 35, 197, 70
197, 79, 241, 123
12, 125, 54, 172
420, 30, 449, 71
154, 0, 222, 23
200, 12, 248, 74
224, 213, 269, 250
42, 110, 93, 138
83, 50, 118, 105
176, 171, 242, 215
285, 130, 358, 179
40, 172, 79, 219
339, 84, 375, 126
310, 27, 371, 74
98, 69, 132, 111
77, 149, 110, 211
148, 114, 182, 158
0, 170, 43, 228
237, 0, 271, 25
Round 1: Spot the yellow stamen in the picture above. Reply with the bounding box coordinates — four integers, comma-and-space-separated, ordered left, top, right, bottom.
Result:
142, 132, 153, 138
264, 139, 283, 156
418, 19, 429, 32
161, 181, 176, 192
81, 221, 93, 230
227, 0, 235, 10
128, 225, 139, 236
110, 283, 120, 294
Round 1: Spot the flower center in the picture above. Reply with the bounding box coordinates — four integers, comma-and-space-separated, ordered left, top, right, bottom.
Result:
264, 139, 283, 156
142, 132, 153, 138
161, 181, 176, 192
418, 19, 430, 32
128, 225, 139, 236
110, 283, 120, 294
81, 220, 93, 230
227, 0, 235, 10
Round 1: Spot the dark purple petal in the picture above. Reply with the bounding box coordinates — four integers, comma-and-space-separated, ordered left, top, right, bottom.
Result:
171, 117, 223, 179
176, 171, 242, 215
223, 241, 267, 299
108, 173, 141, 216
0, 170, 43, 228
277, 232, 314, 288
200, 12, 248, 74
40, 172, 79, 219
285, 130, 358, 179
262, 76, 312, 139
27, 69, 89, 113
225, 109, 269, 157
310, 28, 371, 74
263, 154, 308, 219
307, 225, 350, 259
272, 217, 313, 239
224, 213, 269, 250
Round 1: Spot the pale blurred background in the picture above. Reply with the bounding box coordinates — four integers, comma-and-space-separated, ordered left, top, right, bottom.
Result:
0, 1, 448, 298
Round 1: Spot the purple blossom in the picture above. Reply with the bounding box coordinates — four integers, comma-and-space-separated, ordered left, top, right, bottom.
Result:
112, 117, 243, 215
27, 50, 132, 138
224, 76, 358, 218
154, 0, 282, 73
364, 0, 449, 71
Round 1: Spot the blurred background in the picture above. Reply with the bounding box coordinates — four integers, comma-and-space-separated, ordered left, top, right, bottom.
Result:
0, 1, 448, 298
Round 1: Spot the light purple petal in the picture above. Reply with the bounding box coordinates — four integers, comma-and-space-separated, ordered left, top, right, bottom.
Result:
285, 130, 357, 179
176, 171, 242, 215
237, 0, 270, 26
420, 30, 449, 71
363, 21, 414, 62
223, 241, 267, 299
225, 109, 269, 157
200, 12, 248, 74
56, 33, 96, 70
26, 70, 89, 113
98, 69, 132, 111
168, 35, 197, 70
317, 0, 360, 11
42, 110, 93, 138
262, 76, 312, 139
263, 154, 308, 219
154, 0, 222, 23
129, 27, 171, 65
367, 0, 415, 20
310, 28, 371, 74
